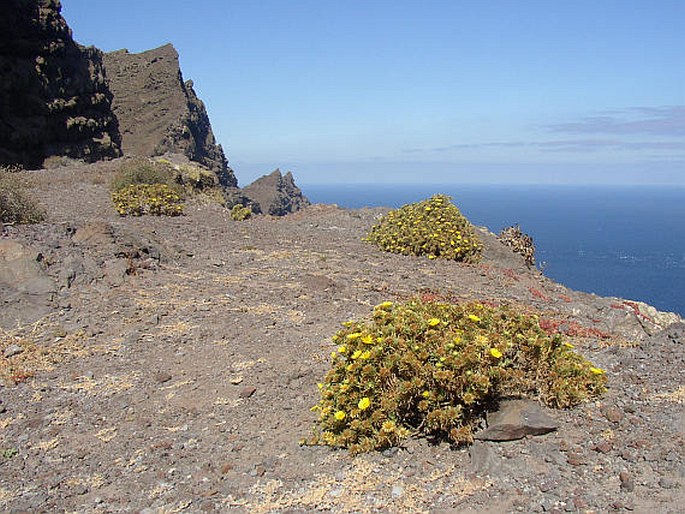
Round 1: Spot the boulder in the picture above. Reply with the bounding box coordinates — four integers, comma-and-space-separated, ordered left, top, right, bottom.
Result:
474, 399, 559, 441
0, 240, 56, 327
242, 169, 310, 216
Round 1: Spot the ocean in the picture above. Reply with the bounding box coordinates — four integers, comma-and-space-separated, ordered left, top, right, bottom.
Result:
303, 184, 685, 317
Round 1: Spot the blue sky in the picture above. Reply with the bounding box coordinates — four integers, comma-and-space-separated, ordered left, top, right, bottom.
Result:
62, 0, 684, 185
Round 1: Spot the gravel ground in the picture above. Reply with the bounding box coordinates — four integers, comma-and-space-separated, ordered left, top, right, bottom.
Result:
1, 161, 683, 513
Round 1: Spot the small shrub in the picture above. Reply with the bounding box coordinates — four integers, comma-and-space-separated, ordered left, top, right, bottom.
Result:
177, 165, 218, 191
1, 448, 18, 459
110, 158, 186, 216
112, 184, 184, 216
0, 171, 46, 224
499, 224, 536, 266
307, 298, 606, 453
230, 204, 252, 221
365, 194, 482, 262
110, 158, 182, 194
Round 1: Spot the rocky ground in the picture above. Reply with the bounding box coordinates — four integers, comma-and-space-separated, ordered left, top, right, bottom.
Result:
1, 160, 684, 513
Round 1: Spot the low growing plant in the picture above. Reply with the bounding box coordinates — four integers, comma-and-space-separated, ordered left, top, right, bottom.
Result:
110, 158, 186, 217
0, 171, 46, 224
112, 184, 183, 216
307, 298, 606, 453
230, 204, 252, 221
110, 158, 182, 193
365, 194, 482, 262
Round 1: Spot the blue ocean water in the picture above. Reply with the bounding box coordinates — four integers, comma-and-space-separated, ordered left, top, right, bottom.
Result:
303, 184, 685, 317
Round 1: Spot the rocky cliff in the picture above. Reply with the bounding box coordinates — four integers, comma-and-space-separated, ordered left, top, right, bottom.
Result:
0, 1, 309, 213
102, 45, 236, 187
242, 169, 311, 215
0, 0, 121, 169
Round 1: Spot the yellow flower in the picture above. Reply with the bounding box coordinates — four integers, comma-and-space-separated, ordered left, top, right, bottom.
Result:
358, 397, 371, 410
360, 351, 372, 360
489, 348, 503, 359
427, 318, 441, 327
375, 301, 394, 310
361, 334, 374, 345
589, 367, 605, 375
338, 345, 347, 353
563, 342, 575, 349
346, 332, 362, 341
334, 410, 346, 421
468, 314, 481, 322
381, 420, 396, 432
352, 349, 363, 360
422, 391, 431, 398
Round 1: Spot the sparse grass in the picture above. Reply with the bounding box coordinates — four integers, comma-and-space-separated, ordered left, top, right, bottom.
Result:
110, 158, 183, 193
0, 170, 46, 224
243, 456, 491, 514
0, 325, 88, 386
307, 298, 607, 453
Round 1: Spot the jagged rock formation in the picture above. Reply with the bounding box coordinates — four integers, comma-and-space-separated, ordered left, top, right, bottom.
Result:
0, 0, 121, 169
0, 2, 312, 210
498, 224, 536, 267
242, 169, 311, 215
102, 45, 236, 187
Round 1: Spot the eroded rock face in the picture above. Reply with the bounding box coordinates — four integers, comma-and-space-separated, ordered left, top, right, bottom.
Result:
242, 169, 310, 215
0, 0, 122, 169
102, 44, 237, 187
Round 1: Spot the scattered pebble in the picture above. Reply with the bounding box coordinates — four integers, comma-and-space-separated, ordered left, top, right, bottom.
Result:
3, 344, 24, 358
619, 470, 635, 492
154, 372, 173, 384
239, 386, 257, 399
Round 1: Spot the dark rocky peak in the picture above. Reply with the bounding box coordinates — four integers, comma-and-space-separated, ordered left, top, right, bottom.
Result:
242, 168, 310, 215
102, 44, 237, 187
0, 0, 122, 168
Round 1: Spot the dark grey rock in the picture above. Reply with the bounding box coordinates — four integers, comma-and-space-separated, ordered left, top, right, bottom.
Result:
103, 259, 129, 287
619, 470, 635, 492
474, 399, 559, 441
0, 0, 121, 168
0, 240, 56, 327
658, 476, 681, 489
469, 440, 503, 475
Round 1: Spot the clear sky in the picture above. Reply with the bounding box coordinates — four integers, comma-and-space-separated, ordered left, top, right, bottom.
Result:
61, 0, 684, 186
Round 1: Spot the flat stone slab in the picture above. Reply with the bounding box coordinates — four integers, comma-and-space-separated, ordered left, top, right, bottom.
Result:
474, 399, 559, 441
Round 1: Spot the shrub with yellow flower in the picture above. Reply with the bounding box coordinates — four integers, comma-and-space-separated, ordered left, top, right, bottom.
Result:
364, 194, 483, 262
306, 297, 606, 453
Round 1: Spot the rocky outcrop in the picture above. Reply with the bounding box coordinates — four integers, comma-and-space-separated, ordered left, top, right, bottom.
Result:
102, 44, 236, 187
0, 0, 121, 169
242, 169, 310, 215
0, 240, 56, 326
